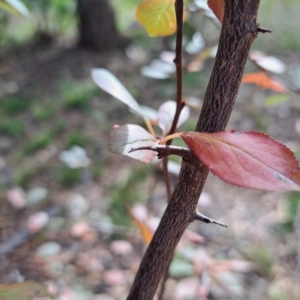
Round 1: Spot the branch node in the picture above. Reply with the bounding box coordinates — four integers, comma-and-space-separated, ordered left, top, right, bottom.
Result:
194, 211, 227, 228
173, 57, 180, 64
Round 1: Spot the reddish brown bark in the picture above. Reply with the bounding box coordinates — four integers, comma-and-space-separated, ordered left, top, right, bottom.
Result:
127, 0, 261, 299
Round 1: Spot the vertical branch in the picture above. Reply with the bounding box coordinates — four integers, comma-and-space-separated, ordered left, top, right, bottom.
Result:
162, 0, 184, 199
127, 0, 261, 299
168, 0, 184, 137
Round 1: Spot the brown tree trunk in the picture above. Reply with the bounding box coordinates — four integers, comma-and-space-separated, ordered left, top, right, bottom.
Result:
127, 0, 261, 299
77, 0, 118, 51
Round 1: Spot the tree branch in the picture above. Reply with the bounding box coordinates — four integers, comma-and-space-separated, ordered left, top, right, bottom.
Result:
194, 211, 227, 227
129, 145, 191, 160
127, 0, 261, 299
168, 0, 184, 137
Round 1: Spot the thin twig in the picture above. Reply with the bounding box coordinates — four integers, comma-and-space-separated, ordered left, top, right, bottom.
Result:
168, 0, 184, 139
144, 117, 156, 136
160, 0, 185, 200
194, 211, 227, 228
257, 27, 272, 34
158, 2, 185, 299
157, 259, 172, 300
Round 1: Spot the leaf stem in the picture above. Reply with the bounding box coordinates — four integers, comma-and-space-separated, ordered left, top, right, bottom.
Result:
144, 117, 156, 136
160, 133, 182, 145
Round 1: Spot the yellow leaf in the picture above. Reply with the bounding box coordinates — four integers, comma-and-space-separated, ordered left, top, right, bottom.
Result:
136, 0, 178, 37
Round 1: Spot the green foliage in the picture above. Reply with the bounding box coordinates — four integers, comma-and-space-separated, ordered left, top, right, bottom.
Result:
23, 0, 76, 34
0, 95, 31, 114
15, 167, 34, 189
0, 118, 24, 136
254, 0, 300, 52
31, 104, 54, 121
65, 132, 89, 148
111, 0, 140, 31
242, 245, 274, 278
91, 161, 104, 180
57, 166, 81, 187
277, 192, 300, 233
264, 94, 289, 106
51, 119, 66, 135
23, 131, 52, 155
60, 82, 97, 110
109, 166, 150, 225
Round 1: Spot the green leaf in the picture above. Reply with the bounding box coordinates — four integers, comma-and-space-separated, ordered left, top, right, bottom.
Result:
0, 281, 52, 300
0, 0, 29, 16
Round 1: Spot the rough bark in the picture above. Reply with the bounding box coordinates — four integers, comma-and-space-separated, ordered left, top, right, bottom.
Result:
77, 0, 118, 51
127, 0, 261, 299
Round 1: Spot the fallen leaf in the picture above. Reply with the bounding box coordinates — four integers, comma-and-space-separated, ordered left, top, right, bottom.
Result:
27, 212, 50, 233
103, 270, 126, 286
6, 187, 26, 208
70, 221, 93, 239
242, 72, 287, 93
127, 206, 153, 244
36, 242, 61, 258
250, 51, 286, 74
110, 240, 133, 256
59, 146, 90, 169
175, 277, 199, 299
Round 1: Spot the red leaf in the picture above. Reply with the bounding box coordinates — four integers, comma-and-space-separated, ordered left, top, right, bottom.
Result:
208, 0, 224, 23
181, 131, 300, 191
242, 72, 287, 93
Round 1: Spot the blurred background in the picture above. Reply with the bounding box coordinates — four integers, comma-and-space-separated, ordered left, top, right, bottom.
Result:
0, 0, 300, 299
